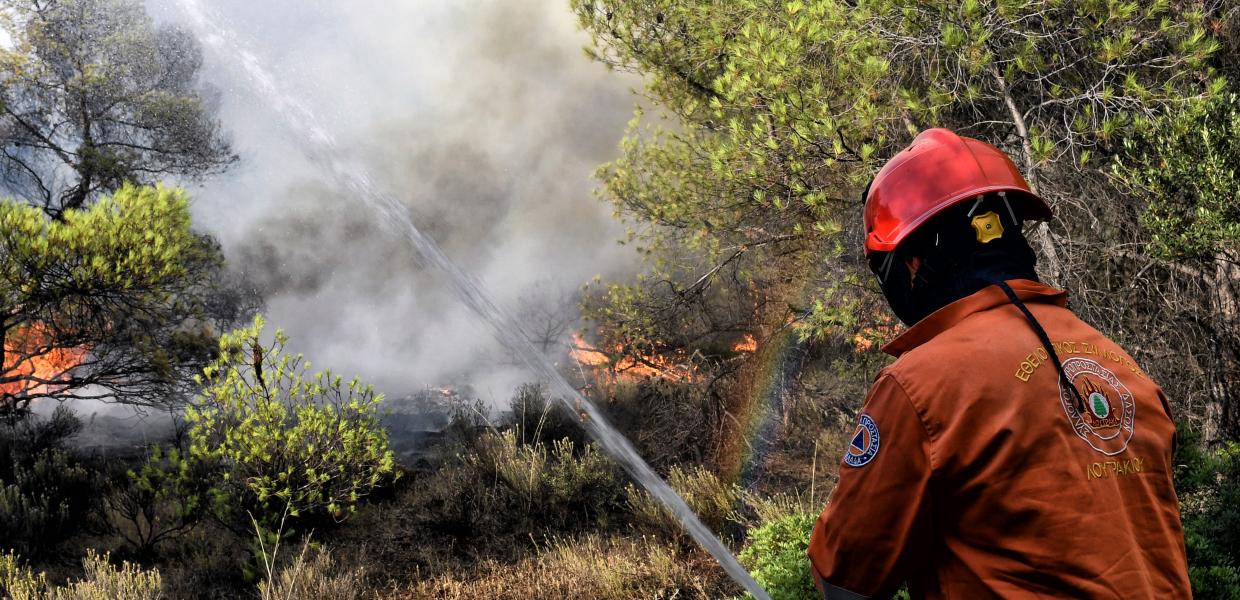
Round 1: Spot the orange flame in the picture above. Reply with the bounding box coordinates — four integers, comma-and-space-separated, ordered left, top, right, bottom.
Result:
569, 332, 698, 384
732, 334, 757, 353
851, 324, 902, 353
1, 323, 87, 401
569, 333, 610, 367
851, 331, 876, 352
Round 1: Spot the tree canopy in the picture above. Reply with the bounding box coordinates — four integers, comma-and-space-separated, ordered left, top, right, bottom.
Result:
0, 0, 235, 217
572, 0, 1237, 436
0, 185, 255, 416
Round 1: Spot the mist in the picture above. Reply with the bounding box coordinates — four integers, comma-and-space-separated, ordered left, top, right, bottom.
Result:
143, 0, 641, 403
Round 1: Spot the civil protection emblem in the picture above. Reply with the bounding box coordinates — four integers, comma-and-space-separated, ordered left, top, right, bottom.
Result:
844, 414, 880, 467
1058, 358, 1135, 456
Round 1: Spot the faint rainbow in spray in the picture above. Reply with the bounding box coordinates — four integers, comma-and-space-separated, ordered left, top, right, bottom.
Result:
721, 325, 812, 488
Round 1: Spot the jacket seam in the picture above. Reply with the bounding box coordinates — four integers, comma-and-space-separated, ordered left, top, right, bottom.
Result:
884, 372, 940, 474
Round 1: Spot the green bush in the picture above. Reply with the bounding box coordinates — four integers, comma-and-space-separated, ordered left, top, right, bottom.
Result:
1176, 424, 1240, 599
105, 445, 214, 555
0, 407, 99, 557
738, 512, 817, 600
184, 316, 398, 534
1118, 94, 1240, 261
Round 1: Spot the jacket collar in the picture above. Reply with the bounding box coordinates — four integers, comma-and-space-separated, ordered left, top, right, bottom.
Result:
881, 279, 1068, 357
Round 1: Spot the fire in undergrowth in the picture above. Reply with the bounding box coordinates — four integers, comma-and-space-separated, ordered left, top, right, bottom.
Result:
851, 317, 903, 352
732, 334, 758, 353
569, 332, 699, 383
1, 323, 88, 402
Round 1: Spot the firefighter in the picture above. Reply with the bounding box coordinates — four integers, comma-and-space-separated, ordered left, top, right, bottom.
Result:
807, 128, 1191, 599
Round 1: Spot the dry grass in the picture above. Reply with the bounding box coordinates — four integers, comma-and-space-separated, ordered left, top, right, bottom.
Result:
626, 464, 742, 537
258, 542, 365, 600
309, 365, 872, 598
389, 533, 735, 600
1, 550, 162, 600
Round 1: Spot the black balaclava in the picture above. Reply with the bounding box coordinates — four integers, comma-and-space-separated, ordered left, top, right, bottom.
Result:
868, 193, 1039, 326
865, 193, 1095, 413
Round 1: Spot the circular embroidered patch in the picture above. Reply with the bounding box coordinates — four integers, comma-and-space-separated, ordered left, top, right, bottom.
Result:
844, 414, 880, 467
1058, 358, 1136, 456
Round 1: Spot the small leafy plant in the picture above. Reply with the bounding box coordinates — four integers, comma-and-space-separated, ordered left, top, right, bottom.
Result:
739, 512, 817, 600
184, 316, 398, 534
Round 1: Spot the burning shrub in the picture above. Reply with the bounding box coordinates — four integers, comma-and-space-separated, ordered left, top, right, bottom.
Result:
0, 185, 252, 419
625, 464, 741, 538
183, 316, 398, 535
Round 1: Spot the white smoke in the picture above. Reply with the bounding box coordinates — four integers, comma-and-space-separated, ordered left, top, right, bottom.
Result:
144, 0, 641, 402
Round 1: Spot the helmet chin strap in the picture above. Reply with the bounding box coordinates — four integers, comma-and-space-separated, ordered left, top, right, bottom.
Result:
992, 279, 1088, 409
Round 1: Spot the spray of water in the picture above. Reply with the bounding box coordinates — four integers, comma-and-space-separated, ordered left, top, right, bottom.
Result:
171, 2, 772, 598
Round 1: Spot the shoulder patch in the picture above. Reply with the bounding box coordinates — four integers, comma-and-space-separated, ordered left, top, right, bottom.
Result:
1058, 357, 1136, 456
843, 414, 881, 467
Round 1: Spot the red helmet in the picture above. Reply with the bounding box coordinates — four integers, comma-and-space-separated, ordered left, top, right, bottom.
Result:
862, 128, 1052, 255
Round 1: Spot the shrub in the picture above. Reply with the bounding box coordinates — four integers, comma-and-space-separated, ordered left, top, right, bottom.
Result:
155, 523, 250, 599
0, 407, 98, 557
738, 512, 817, 600
256, 542, 365, 600
472, 430, 622, 528
59, 551, 163, 600
185, 316, 398, 533
0, 549, 162, 600
605, 380, 725, 468
504, 383, 588, 449
626, 464, 742, 537
0, 448, 93, 555
105, 445, 213, 555
1176, 423, 1240, 598
384, 426, 624, 542
0, 551, 48, 600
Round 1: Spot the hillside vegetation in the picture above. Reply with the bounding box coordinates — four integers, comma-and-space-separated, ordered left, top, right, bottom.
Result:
3, 0, 1240, 599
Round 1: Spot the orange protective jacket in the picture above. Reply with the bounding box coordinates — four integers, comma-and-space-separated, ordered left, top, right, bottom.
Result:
807, 280, 1190, 599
